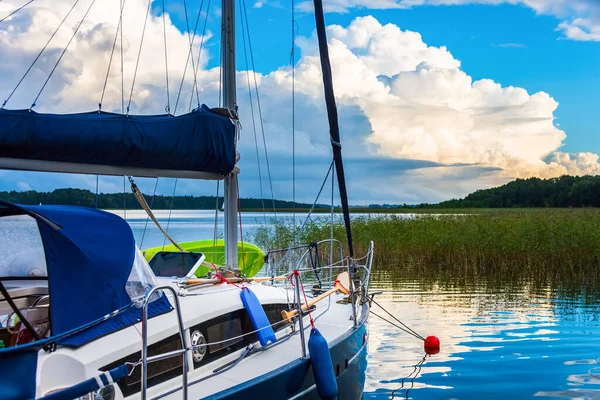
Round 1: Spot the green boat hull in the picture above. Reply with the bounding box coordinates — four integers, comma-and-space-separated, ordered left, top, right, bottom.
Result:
143, 239, 265, 277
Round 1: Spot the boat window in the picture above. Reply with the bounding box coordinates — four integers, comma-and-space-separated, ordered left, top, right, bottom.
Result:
101, 334, 184, 398
0, 215, 47, 278
207, 317, 243, 353
190, 303, 289, 369
0, 215, 50, 348
126, 246, 161, 303
101, 304, 290, 396
147, 251, 205, 278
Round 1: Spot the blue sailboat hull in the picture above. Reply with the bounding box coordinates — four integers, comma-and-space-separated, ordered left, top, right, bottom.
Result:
205, 312, 369, 400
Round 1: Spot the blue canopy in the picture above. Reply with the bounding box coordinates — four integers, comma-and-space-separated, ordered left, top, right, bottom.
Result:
0, 105, 236, 178
0, 201, 171, 347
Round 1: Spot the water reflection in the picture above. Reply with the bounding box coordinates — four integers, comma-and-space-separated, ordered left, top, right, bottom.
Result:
364, 272, 600, 399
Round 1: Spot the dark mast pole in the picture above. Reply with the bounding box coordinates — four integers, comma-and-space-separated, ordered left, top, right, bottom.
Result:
312, 0, 354, 258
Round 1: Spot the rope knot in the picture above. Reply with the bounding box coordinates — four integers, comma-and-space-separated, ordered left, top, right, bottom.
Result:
212, 263, 243, 289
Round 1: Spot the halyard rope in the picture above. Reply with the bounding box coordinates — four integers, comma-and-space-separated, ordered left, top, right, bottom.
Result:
129, 177, 186, 252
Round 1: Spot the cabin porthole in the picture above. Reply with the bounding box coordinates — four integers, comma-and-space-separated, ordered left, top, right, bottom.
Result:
191, 330, 207, 362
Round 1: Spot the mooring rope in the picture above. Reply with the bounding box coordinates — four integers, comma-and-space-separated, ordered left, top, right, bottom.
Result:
370, 298, 439, 399
129, 177, 185, 252
140, 177, 159, 248
162, 178, 179, 250
371, 299, 427, 342
390, 354, 427, 400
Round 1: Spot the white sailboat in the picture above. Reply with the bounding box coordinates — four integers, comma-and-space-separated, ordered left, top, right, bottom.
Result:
0, 0, 375, 399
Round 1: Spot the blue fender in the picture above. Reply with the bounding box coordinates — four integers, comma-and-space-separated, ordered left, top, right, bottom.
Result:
240, 287, 277, 346
308, 327, 338, 399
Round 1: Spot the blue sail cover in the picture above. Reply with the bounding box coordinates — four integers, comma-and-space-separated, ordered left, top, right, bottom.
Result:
0, 105, 236, 175
0, 202, 172, 399
0, 201, 171, 347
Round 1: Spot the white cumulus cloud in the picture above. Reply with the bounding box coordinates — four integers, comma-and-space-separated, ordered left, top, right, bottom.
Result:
277, 16, 600, 186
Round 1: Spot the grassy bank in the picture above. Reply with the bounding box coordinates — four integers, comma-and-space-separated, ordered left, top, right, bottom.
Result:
241, 207, 544, 214
254, 209, 600, 287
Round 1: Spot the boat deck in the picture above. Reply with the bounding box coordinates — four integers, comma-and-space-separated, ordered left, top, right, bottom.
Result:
35, 279, 365, 399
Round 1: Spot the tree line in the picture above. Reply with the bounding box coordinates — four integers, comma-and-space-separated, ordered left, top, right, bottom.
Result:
416, 175, 600, 208
0, 188, 322, 210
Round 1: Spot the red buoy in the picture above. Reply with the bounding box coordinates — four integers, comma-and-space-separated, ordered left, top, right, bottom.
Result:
424, 335, 440, 355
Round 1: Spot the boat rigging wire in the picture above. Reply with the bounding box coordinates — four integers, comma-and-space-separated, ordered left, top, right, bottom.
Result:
239, 0, 266, 225
99, 0, 127, 111
189, 0, 212, 112
274, 160, 334, 269
2, 0, 80, 109
126, 0, 152, 114
236, 180, 247, 274
0, 0, 35, 24
240, 0, 277, 218
213, 180, 220, 262
291, 0, 296, 237
174, 0, 205, 114
162, 0, 171, 114
218, 17, 222, 108
31, 0, 97, 110
123, 176, 127, 220
119, 0, 124, 113
95, 175, 99, 208
182, 0, 201, 111
330, 155, 335, 288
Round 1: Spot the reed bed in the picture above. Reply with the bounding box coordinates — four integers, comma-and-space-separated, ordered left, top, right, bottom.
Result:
253, 209, 600, 288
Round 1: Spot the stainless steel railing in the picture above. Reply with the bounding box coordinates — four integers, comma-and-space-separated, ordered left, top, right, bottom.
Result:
141, 285, 189, 400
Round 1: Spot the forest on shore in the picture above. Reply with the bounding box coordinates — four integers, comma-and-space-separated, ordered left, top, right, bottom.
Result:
0, 188, 320, 210
415, 175, 600, 209
2, 175, 600, 210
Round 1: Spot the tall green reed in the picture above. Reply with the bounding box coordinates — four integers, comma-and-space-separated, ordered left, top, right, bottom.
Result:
253, 209, 600, 288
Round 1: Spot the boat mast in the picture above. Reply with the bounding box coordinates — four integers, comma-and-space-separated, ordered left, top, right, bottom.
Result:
222, 0, 239, 270
312, 0, 354, 258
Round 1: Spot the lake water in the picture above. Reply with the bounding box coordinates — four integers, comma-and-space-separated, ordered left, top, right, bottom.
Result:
364, 276, 600, 399
111, 209, 415, 249
119, 210, 600, 399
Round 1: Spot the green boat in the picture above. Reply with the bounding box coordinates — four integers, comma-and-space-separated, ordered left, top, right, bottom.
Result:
143, 239, 266, 277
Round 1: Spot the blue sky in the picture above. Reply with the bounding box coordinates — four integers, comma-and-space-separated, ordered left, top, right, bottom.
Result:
0, 0, 599, 204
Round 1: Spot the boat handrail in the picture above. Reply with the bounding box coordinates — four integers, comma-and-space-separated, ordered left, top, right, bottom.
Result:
141, 285, 189, 400
134, 242, 375, 398
295, 239, 345, 270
